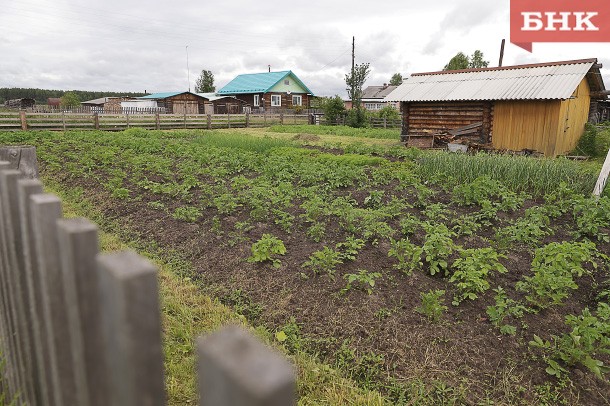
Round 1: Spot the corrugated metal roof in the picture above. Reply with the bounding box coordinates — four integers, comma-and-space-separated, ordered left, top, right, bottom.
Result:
384, 59, 597, 102
217, 71, 314, 95
361, 85, 398, 99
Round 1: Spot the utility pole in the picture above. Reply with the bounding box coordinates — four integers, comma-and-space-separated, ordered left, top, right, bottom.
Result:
351, 36, 355, 109
186, 45, 191, 92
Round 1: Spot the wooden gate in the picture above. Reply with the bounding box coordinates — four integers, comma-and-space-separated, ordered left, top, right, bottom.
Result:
173, 101, 198, 114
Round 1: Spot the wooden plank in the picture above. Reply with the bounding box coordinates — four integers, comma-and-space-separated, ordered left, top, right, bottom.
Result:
56, 218, 109, 406
0, 169, 36, 404
17, 179, 53, 406
30, 194, 79, 406
593, 147, 610, 197
197, 326, 295, 406
98, 251, 165, 406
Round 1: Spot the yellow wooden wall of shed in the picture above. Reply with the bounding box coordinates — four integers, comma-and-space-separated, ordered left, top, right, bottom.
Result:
491, 78, 591, 156
555, 79, 591, 155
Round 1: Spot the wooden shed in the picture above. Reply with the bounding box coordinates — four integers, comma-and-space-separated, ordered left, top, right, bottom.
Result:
385, 59, 607, 156
4, 98, 35, 109
138, 92, 209, 114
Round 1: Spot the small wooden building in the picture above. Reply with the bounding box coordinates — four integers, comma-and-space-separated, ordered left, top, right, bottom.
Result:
385, 59, 607, 156
197, 93, 248, 114
138, 92, 209, 114
4, 98, 35, 109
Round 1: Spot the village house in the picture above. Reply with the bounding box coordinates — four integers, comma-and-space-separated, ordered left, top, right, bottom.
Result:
345, 84, 399, 110
81, 97, 133, 112
216, 71, 314, 111
385, 58, 607, 156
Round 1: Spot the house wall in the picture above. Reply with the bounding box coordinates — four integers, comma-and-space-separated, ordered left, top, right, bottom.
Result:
401, 101, 492, 143
235, 92, 311, 110
492, 101, 561, 155
555, 79, 591, 155
492, 78, 591, 156
268, 75, 308, 93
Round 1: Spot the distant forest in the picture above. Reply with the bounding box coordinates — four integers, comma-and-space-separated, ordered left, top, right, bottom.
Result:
0, 88, 147, 104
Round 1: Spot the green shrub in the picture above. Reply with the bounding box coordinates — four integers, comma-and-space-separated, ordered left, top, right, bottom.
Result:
248, 234, 287, 268
172, 206, 202, 222
416, 290, 447, 322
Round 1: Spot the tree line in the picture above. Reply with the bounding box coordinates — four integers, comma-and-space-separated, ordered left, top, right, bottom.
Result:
0, 88, 147, 105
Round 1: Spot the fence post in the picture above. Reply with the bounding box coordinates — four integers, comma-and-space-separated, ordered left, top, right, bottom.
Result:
56, 218, 109, 406
184, 111, 187, 129
0, 169, 37, 404
19, 110, 27, 130
62, 112, 66, 132
97, 251, 165, 406
280, 112, 284, 125
207, 114, 212, 130
18, 179, 54, 406
246, 112, 250, 128
197, 325, 295, 406
383, 117, 387, 129
228, 112, 231, 129
29, 194, 79, 406
126, 113, 130, 129
93, 113, 99, 130
155, 112, 160, 130
593, 147, 610, 197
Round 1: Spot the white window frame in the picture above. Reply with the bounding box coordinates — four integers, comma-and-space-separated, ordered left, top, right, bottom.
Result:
292, 95, 302, 106
271, 95, 281, 107
253, 94, 260, 107
284, 79, 290, 85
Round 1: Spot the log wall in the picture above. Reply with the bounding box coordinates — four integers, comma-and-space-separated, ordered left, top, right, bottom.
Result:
401, 101, 492, 143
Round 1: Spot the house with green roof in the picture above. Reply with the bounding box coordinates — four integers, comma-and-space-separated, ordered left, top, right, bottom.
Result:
217, 71, 314, 111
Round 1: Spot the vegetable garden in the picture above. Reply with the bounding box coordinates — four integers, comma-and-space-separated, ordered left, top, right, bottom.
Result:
1, 127, 609, 405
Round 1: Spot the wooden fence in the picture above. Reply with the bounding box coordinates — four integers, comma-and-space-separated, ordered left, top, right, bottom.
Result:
323, 116, 402, 129
0, 111, 311, 132
0, 147, 295, 405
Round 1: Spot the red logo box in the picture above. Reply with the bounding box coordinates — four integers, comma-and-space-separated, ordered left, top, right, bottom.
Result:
511, 0, 610, 51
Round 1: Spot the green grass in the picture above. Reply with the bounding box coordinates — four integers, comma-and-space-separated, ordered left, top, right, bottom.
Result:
418, 151, 602, 196
269, 124, 400, 140
45, 180, 389, 406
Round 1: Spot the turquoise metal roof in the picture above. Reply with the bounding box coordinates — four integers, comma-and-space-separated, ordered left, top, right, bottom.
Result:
139, 92, 185, 99
217, 71, 314, 95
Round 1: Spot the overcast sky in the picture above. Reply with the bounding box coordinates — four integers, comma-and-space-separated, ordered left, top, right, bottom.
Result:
3, 0, 610, 98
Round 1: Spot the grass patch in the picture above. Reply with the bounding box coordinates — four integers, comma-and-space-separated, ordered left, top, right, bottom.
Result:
269, 124, 400, 140
418, 151, 601, 196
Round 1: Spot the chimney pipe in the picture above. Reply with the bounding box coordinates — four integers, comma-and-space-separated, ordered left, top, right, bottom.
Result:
499, 39, 505, 67
268, 65, 271, 73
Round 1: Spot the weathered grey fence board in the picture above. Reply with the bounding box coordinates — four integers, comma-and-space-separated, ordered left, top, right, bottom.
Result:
0, 146, 39, 179
56, 218, 109, 406
197, 325, 295, 406
17, 179, 52, 406
0, 169, 36, 404
98, 251, 165, 406
30, 193, 78, 406
0, 162, 20, 397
